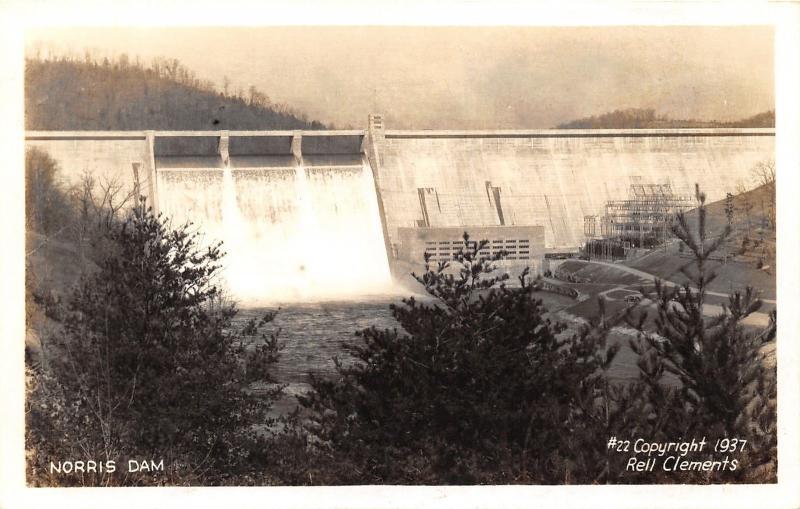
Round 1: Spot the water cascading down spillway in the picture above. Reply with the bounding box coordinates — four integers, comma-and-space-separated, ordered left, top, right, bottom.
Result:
156, 133, 392, 303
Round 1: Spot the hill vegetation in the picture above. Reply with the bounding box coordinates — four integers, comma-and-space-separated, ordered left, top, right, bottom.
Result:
24, 148, 283, 486
557, 108, 774, 129
25, 55, 327, 131
690, 172, 776, 267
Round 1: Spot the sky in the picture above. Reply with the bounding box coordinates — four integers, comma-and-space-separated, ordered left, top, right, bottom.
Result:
25, 26, 774, 129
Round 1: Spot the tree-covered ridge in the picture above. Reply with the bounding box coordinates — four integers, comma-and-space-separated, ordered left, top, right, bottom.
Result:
557, 108, 775, 129
25, 56, 327, 131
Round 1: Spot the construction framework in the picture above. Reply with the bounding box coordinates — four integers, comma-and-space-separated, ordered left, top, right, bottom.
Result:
585, 177, 693, 250
608, 178, 693, 247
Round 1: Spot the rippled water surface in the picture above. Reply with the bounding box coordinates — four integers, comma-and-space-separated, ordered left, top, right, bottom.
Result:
233, 297, 648, 388
235, 298, 401, 384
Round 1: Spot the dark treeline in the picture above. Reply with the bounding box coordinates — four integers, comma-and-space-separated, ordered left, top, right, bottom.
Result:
557, 108, 775, 129
25, 55, 327, 131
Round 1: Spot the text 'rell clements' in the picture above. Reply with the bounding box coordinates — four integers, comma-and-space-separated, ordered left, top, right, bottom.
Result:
607, 437, 747, 473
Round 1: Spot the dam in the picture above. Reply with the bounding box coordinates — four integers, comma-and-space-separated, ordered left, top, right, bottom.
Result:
25, 115, 775, 300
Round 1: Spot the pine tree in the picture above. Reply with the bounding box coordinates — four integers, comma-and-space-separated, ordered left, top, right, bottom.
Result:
724, 192, 735, 227
26, 201, 282, 486
629, 185, 777, 482
25, 147, 74, 237
295, 233, 622, 484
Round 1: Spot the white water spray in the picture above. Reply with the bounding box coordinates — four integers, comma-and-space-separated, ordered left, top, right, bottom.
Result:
159, 157, 393, 303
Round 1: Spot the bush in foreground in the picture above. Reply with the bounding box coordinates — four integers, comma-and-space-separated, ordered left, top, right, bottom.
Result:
628, 185, 777, 482
291, 235, 628, 484
281, 189, 777, 484
26, 202, 281, 486
25, 147, 74, 237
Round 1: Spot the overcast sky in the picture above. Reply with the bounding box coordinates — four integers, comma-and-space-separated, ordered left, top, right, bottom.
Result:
26, 26, 774, 129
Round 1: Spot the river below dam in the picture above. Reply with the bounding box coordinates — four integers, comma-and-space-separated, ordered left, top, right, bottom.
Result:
232, 297, 649, 415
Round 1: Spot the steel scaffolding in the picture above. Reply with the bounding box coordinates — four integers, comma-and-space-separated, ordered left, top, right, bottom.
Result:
598, 178, 693, 248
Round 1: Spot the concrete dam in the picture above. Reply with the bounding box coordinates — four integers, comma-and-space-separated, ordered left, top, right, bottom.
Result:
25, 115, 774, 300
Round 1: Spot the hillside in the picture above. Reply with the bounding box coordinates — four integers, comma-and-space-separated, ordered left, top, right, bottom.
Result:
557, 108, 774, 129
625, 183, 776, 300
25, 56, 327, 131
687, 181, 776, 267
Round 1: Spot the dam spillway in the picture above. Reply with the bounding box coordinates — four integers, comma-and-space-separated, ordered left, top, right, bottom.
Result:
153, 132, 391, 301
25, 117, 775, 300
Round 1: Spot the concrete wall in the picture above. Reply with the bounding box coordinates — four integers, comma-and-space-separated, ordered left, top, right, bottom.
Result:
372, 128, 774, 251
396, 225, 546, 278
26, 122, 775, 273
24, 130, 369, 215
26, 132, 155, 206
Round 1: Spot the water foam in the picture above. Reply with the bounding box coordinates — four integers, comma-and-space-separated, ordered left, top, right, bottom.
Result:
158, 158, 394, 303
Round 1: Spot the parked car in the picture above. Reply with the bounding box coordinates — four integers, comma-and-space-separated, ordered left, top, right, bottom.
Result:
669, 287, 692, 301
624, 293, 642, 304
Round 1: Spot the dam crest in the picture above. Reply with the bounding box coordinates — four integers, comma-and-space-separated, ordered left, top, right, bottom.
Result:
26, 116, 775, 300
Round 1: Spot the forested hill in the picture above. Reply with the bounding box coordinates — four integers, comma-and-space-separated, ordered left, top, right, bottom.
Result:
25, 56, 327, 131
557, 108, 775, 129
